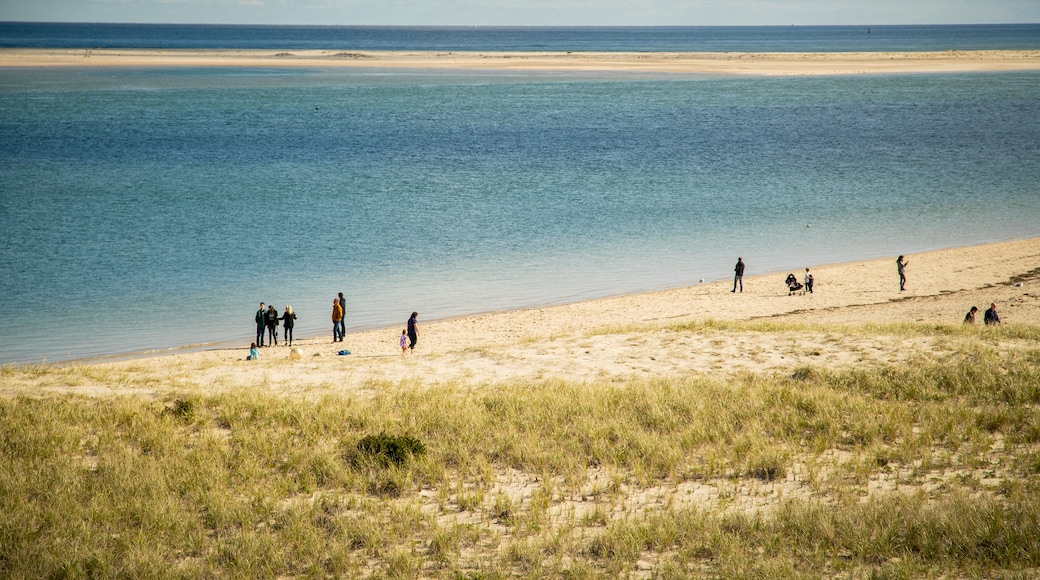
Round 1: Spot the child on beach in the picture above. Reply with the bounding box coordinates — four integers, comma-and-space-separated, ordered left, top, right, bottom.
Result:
400, 329, 409, 355
247, 342, 260, 360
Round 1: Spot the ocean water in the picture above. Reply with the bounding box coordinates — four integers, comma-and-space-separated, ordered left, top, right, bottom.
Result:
2, 22, 1040, 52
2, 28, 1040, 364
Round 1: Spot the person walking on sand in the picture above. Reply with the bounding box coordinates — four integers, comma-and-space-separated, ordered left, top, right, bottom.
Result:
255, 302, 267, 347
964, 306, 979, 324
400, 329, 409, 356
897, 255, 908, 291
337, 292, 347, 340
732, 257, 745, 293
332, 298, 344, 342
281, 305, 297, 346
407, 312, 419, 352
265, 304, 279, 346
984, 303, 1001, 325
804, 268, 814, 294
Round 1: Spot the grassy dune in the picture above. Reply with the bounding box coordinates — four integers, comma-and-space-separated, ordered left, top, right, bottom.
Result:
2, 322, 1040, 578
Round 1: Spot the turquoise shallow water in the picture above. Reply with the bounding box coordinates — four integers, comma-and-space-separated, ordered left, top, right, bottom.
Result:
2, 67, 1039, 363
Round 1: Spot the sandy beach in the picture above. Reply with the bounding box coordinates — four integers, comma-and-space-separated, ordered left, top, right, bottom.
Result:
2, 48, 1039, 75
5, 237, 1038, 397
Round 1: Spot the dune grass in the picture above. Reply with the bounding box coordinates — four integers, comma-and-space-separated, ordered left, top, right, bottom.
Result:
2, 323, 1039, 578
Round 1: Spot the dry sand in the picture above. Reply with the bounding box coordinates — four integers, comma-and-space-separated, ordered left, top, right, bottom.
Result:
4, 237, 1038, 398
2, 48, 1039, 75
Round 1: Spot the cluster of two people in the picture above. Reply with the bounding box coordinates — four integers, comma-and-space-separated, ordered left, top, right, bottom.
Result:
785, 268, 814, 295
964, 303, 1001, 325
255, 302, 297, 347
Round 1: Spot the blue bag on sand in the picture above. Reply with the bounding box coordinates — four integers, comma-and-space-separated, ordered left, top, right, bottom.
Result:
338, 350, 351, 356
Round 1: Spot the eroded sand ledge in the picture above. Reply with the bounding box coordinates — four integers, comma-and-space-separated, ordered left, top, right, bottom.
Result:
2, 48, 1039, 75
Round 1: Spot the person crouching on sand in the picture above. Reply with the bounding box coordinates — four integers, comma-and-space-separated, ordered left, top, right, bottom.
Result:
247, 342, 260, 360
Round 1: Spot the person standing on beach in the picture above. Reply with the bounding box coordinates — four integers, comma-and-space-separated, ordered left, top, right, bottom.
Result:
332, 299, 344, 342
281, 305, 296, 347
984, 303, 1001, 325
964, 306, 979, 324
337, 292, 347, 340
265, 304, 279, 346
804, 268, 814, 294
407, 312, 419, 352
732, 257, 745, 293
897, 255, 908, 291
400, 329, 409, 356
255, 302, 266, 347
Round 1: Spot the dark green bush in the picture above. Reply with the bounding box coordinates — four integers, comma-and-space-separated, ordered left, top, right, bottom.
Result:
355, 433, 426, 467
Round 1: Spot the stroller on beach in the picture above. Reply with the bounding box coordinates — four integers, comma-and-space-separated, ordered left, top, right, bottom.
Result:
785, 273, 803, 295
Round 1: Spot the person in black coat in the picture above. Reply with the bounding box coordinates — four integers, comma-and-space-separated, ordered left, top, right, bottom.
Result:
265, 304, 279, 346
255, 302, 266, 347
732, 257, 745, 293
281, 305, 297, 346
984, 303, 1001, 325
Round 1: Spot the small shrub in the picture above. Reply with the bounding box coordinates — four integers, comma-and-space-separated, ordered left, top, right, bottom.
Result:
748, 452, 787, 482
167, 398, 195, 422
355, 432, 426, 467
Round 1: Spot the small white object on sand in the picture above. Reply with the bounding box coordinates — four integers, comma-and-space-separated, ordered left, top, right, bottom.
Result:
289, 347, 304, 360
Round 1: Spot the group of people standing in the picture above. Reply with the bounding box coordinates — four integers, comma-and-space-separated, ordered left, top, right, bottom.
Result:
254, 302, 297, 348
330, 293, 419, 353
332, 293, 346, 342
252, 293, 420, 356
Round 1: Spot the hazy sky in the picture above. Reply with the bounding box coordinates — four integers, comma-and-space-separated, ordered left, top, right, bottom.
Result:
2, 0, 1038, 26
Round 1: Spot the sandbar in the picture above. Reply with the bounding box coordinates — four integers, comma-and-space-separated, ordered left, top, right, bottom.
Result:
2, 48, 1039, 75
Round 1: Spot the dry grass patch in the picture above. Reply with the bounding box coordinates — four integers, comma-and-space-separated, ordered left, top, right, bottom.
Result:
2, 323, 1039, 577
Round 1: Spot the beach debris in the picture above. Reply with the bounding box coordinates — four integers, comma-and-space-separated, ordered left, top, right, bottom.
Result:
1015, 282, 1024, 287
805, 224, 812, 228
289, 347, 303, 360
338, 350, 351, 356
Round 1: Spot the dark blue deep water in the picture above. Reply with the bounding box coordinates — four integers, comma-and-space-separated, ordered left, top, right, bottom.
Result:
2, 22, 1040, 52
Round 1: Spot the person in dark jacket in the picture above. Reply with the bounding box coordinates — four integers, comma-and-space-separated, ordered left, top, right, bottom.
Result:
984, 303, 1001, 325
897, 255, 908, 291
407, 312, 419, 351
732, 257, 745, 293
265, 304, 279, 346
255, 302, 266, 347
337, 292, 347, 342
964, 306, 978, 324
281, 305, 297, 346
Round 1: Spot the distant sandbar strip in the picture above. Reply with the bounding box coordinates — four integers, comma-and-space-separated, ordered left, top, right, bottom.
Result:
2, 48, 1039, 75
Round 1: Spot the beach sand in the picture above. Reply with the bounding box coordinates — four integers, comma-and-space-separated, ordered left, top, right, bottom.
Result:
4, 237, 1038, 398
2, 48, 1039, 75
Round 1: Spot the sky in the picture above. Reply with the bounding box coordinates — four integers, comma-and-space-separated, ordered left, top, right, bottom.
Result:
1, 0, 1038, 27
